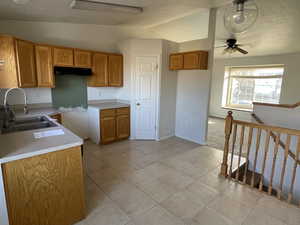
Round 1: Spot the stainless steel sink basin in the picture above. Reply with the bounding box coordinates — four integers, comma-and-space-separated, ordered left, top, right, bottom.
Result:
1, 116, 58, 134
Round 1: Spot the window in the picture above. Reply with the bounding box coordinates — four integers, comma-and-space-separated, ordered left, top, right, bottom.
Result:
222, 65, 284, 110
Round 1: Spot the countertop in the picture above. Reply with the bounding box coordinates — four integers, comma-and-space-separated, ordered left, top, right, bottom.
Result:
88, 102, 130, 110
0, 115, 83, 164
15, 107, 61, 118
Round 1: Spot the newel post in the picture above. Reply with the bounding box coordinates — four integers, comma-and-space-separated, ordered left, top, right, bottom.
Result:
220, 111, 233, 177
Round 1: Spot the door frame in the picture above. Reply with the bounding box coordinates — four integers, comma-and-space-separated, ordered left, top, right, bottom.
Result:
131, 54, 161, 140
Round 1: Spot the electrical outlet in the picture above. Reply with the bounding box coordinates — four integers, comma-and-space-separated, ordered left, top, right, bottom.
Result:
98, 91, 102, 97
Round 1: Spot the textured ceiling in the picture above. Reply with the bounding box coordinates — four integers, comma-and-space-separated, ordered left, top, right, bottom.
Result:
0, 0, 300, 56
214, 0, 300, 58
0, 0, 217, 26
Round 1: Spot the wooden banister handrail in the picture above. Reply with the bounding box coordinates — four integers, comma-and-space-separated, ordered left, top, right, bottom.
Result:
253, 101, 300, 109
251, 113, 300, 165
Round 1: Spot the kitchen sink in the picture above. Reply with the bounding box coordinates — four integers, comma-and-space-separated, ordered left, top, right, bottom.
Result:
1, 116, 58, 134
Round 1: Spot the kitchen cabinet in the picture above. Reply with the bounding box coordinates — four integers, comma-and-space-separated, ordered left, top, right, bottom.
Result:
50, 113, 62, 124
87, 52, 108, 87
108, 54, 123, 87
53, 47, 74, 67
0, 35, 19, 88
2, 146, 86, 225
74, 50, 92, 68
0, 35, 37, 88
169, 54, 183, 70
35, 45, 54, 87
169, 51, 208, 70
100, 107, 130, 144
15, 39, 37, 87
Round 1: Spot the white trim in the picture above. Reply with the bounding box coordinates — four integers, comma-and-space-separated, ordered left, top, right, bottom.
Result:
131, 54, 161, 141
175, 135, 204, 145
0, 166, 9, 225
157, 134, 175, 141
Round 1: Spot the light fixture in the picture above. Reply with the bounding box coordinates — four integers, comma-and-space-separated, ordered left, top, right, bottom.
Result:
70, 0, 143, 14
224, 0, 258, 34
12, 0, 31, 4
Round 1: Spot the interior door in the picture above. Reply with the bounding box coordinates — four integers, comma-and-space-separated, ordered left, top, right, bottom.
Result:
134, 56, 158, 140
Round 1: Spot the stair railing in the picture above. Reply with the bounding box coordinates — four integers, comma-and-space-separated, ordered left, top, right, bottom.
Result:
220, 111, 300, 206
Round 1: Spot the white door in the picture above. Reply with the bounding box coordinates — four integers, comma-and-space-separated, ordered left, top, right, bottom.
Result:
134, 56, 158, 140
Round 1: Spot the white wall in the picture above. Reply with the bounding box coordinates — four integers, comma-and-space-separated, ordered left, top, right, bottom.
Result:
175, 9, 216, 144
159, 40, 178, 139
210, 53, 300, 121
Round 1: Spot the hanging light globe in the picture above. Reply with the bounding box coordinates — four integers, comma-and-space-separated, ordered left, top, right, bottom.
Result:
224, 0, 258, 34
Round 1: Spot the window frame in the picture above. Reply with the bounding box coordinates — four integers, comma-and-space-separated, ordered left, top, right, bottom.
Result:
223, 65, 284, 111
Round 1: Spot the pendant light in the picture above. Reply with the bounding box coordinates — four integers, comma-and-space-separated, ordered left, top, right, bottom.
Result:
224, 0, 258, 34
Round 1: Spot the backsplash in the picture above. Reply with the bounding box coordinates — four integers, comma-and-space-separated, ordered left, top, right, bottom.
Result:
51, 75, 88, 109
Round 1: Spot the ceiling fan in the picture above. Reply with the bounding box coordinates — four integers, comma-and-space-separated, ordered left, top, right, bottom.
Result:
216, 38, 248, 55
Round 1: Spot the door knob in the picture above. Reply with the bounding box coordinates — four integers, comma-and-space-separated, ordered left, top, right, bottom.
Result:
136, 103, 141, 106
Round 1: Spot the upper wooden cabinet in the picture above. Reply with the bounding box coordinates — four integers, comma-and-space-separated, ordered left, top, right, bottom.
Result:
88, 52, 108, 87
35, 45, 54, 88
169, 54, 183, 70
15, 39, 37, 87
74, 50, 92, 68
169, 51, 208, 70
108, 54, 123, 87
53, 47, 74, 67
0, 34, 123, 88
0, 35, 19, 88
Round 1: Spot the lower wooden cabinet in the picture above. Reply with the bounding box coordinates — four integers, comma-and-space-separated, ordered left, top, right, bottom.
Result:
2, 146, 86, 225
100, 107, 130, 144
50, 113, 62, 124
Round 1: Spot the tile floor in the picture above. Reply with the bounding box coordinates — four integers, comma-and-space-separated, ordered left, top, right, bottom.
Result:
76, 137, 300, 225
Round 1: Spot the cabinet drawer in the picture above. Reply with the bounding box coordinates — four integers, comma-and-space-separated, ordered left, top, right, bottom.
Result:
100, 109, 116, 118
116, 107, 129, 115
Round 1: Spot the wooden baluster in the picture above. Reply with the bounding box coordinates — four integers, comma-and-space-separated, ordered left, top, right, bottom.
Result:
235, 125, 245, 181
221, 111, 233, 177
288, 136, 300, 203
243, 127, 253, 184
251, 128, 262, 187
259, 130, 271, 191
268, 133, 281, 195
278, 135, 291, 199
229, 123, 238, 179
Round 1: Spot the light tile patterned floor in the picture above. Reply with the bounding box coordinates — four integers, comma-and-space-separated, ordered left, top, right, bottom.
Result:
76, 137, 300, 225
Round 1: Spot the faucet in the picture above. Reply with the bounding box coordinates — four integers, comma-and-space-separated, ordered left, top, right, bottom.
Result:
3, 88, 29, 121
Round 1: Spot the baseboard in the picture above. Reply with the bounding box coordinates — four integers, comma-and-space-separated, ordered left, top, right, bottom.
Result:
157, 134, 175, 141
175, 134, 205, 145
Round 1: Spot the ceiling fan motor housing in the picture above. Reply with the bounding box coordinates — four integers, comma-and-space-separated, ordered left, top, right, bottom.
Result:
227, 39, 237, 47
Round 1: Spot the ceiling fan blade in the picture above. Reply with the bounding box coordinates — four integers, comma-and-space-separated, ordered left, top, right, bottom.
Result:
222, 48, 229, 55
215, 45, 227, 48
235, 47, 248, 54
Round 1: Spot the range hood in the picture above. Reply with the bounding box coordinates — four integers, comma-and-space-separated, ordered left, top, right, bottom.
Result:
54, 66, 92, 76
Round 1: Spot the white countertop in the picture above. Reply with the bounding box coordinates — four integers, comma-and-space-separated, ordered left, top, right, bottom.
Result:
0, 115, 83, 164
88, 102, 130, 110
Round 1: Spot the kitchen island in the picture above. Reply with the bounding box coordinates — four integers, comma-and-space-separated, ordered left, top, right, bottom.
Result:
0, 115, 85, 225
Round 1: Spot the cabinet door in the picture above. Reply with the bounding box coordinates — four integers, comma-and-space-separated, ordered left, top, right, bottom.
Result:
2, 147, 85, 225
198, 51, 208, 70
50, 113, 62, 124
116, 114, 130, 140
88, 53, 108, 87
74, 50, 92, 68
53, 47, 74, 67
100, 116, 116, 144
35, 45, 54, 87
169, 54, 183, 70
183, 52, 200, 69
15, 39, 37, 87
108, 55, 123, 87
0, 35, 19, 88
